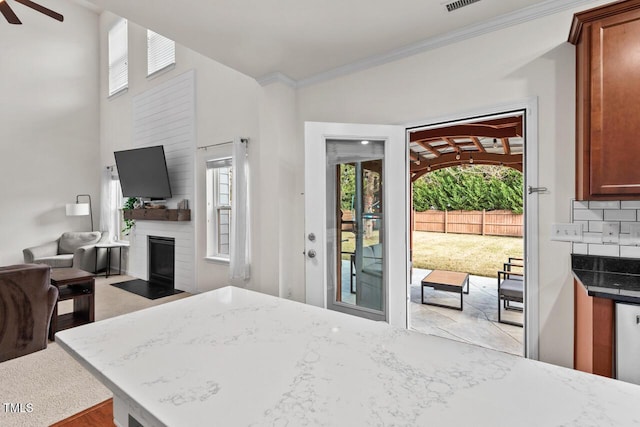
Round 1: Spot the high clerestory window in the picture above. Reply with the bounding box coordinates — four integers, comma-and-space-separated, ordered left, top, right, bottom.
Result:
108, 18, 128, 96
147, 30, 175, 77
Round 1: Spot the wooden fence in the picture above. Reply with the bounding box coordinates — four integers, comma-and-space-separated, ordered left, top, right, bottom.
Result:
413, 210, 523, 237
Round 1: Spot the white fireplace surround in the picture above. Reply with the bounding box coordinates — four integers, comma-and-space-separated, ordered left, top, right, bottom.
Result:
125, 71, 196, 293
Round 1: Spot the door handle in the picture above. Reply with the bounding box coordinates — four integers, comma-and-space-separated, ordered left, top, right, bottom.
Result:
307, 249, 317, 258
527, 186, 548, 194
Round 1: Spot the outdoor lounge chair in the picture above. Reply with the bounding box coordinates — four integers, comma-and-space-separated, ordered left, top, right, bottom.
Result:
497, 258, 523, 327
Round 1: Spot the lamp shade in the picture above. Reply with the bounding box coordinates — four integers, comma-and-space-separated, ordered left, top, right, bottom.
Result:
66, 203, 90, 216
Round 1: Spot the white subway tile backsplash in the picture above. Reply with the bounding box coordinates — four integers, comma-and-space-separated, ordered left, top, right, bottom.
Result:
582, 232, 603, 244
589, 201, 620, 209
574, 220, 589, 230
620, 222, 637, 233
619, 234, 633, 245
573, 200, 589, 210
572, 243, 588, 254
574, 209, 604, 221
621, 246, 640, 258
570, 199, 640, 259
588, 244, 620, 257
588, 221, 604, 232
604, 209, 636, 221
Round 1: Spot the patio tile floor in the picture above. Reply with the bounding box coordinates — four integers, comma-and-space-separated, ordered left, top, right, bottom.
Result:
410, 267, 523, 356
339, 262, 523, 356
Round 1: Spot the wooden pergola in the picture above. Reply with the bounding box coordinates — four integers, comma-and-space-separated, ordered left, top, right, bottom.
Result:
407, 113, 524, 260
335, 114, 525, 297
409, 114, 524, 182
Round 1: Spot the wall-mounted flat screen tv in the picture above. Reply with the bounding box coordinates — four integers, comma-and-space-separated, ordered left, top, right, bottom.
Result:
114, 145, 172, 199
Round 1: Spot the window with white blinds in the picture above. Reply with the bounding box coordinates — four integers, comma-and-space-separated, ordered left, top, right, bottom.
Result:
206, 157, 232, 260
108, 18, 128, 96
147, 30, 176, 76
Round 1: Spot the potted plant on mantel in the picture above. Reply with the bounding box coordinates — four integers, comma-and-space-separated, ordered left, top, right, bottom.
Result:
121, 197, 137, 237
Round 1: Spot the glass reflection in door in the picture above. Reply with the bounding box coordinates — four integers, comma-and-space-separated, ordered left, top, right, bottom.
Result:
326, 139, 385, 320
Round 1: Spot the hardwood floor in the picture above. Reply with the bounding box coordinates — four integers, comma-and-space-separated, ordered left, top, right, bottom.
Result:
50, 399, 114, 427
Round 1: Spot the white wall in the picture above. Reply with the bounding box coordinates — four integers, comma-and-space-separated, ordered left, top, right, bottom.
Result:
0, 3, 100, 265
255, 82, 304, 300
292, 6, 611, 367
99, 13, 261, 293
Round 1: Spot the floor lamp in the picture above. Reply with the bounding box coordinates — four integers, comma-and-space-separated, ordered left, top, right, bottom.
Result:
66, 194, 93, 231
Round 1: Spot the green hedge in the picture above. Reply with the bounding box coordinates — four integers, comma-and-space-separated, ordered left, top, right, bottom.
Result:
413, 166, 523, 214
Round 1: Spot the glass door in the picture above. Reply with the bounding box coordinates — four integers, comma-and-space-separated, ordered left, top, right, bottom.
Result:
328, 141, 384, 316
304, 122, 408, 327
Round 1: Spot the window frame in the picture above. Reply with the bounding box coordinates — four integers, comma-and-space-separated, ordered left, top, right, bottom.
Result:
147, 29, 176, 78
108, 18, 128, 97
206, 156, 233, 262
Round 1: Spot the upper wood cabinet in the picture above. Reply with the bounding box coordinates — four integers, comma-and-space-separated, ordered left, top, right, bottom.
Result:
570, 0, 640, 200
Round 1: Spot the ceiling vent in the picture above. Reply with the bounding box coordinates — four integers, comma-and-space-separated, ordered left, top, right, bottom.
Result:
445, 0, 481, 12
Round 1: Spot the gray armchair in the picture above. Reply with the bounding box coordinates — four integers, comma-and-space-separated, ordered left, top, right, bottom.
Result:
0, 264, 58, 362
23, 231, 108, 273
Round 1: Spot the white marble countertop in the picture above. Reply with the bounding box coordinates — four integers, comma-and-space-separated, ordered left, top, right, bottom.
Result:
57, 286, 640, 426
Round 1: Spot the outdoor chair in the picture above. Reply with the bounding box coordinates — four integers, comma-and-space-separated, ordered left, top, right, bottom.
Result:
503, 257, 523, 273
497, 258, 523, 327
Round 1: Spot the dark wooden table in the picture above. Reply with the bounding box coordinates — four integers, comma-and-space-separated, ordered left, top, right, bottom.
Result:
49, 268, 95, 341
421, 270, 470, 311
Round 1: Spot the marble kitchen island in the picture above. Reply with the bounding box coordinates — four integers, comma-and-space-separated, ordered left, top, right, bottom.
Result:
57, 286, 640, 426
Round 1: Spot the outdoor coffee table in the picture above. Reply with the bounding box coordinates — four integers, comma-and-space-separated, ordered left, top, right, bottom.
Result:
421, 270, 470, 311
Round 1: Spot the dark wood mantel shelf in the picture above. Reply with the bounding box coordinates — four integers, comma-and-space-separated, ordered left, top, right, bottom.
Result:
123, 209, 191, 222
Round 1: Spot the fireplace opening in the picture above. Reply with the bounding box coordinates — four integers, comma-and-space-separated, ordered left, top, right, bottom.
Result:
110, 235, 183, 300
148, 236, 175, 288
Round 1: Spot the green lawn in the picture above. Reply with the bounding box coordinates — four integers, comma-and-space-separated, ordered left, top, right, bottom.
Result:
341, 231, 379, 255
413, 231, 523, 278
342, 230, 523, 278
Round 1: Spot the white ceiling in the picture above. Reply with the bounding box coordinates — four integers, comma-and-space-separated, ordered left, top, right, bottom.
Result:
83, 0, 598, 85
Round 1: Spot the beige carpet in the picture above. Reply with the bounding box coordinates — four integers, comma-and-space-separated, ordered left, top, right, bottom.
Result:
0, 275, 190, 427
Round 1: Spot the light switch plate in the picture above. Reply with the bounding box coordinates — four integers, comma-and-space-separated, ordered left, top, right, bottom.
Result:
551, 223, 583, 242
602, 222, 619, 243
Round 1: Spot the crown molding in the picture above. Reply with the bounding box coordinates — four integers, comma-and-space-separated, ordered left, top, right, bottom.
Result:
294, 0, 601, 88
256, 72, 298, 88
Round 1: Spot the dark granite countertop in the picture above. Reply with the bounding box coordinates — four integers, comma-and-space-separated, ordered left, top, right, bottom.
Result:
572, 254, 640, 303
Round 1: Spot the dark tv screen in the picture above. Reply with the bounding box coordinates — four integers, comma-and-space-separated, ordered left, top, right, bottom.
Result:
114, 145, 172, 199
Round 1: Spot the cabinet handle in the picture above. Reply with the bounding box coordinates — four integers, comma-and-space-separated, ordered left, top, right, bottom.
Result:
636, 315, 640, 325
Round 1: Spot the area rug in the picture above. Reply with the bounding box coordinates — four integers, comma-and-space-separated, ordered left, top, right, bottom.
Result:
0, 275, 189, 427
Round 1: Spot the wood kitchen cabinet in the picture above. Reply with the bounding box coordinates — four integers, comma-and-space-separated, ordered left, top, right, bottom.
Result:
570, 0, 640, 200
574, 280, 614, 377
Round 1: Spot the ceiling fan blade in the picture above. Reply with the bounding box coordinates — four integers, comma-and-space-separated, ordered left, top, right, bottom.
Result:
15, 0, 63, 21
0, 1, 22, 24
